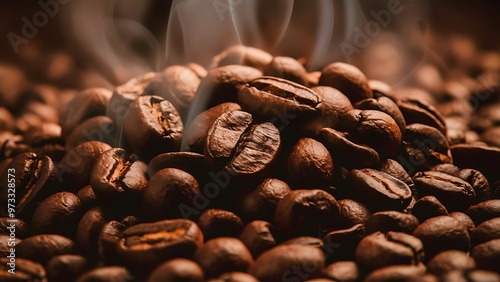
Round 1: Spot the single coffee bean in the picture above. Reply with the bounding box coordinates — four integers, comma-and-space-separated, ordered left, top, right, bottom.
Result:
0, 235, 21, 257
458, 168, 491, 203
17, 234, 75, 265
440, 270, 500, 282
319, 62, 372, 104
412, 171, 475, 211
143, 168, 200, 221
209, 272, 259, 282
379, 159, 414, 189
426, 250, 476, 276
336, 199, 370, 229
322, 224, 365, 263
211, 45, 272, 71
116, 219, 204, 270
197, 209, 244, 240
76, 185, 98, 212
397, 98, 446, 134
0, 217, 29, 238
65, 116, 117, 151
470, 238, 500, 273
250, 244, 325, 282
239, 178, 291, 223
46, 254, 87, 282
159, 65, 200, 120
193, 237, 253, 278
364, 264, 426, 282
411, 195, 448, 223
31, 192, 83, 237
147, 151, 207, 180
263, 56, 309, 86
0, 257, 46, 281
349, 168, 412, 212
471, 218, 500, 247
97, 220, 126, 264
275, 189, 339, 237
355, 96, 406, 135
75, 266, 132, 282
281, 236, 324, 250
123, 95, 183, 160
355, 231, 424, 271
239, 220, 277, 259
430, 163, 461, 177
147, 258, 204, 282
369, 80, 396, 100
466, 199, 500, 225
322, 261, 360, 282
412, 216, 470, 260
286, 137, 334, 189
312, 86, 353, 129
23, 122, 62, 147
451, 144, 500, 184
449, 212, 476, 235
365, 211, 419, 235
76, 207, 106, 260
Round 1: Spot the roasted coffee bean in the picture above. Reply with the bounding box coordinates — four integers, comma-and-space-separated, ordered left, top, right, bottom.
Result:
143, 168, 200, 221
263, 56, 309, 86
470, 238, 500, 273
97, 220, 126, 264
0, 107, 15, 132
76, 207, 106, 259
0, 257, 46, 281
369, 80, 396, 100
123, 95, 183, 160
286, 137, 334, 189
397, 98, 446, 134
411, 196, 448, 223
471, 218, 500, 247
355, 231, 424, 271
379, 159, 414, 189
427, 250, 476, 276
322, 224, 365, 262
147, 151, 207, 180
0, 235, 21, 257
340, 109, 402, 158
60, 88, 112, 138
349, 168, 412, 212
413, 171, 476, 211
211, 45, 273, 71
159, 65, 200, 119
23, 122, 62, 147
429, 163, 461, 176
364, 264, 426, 282
0, 217, 29, 239
449, 212, 476, 235
250, 244, 325, 282
31, 192, 83, 237
57, 141, 112, 190
46, 254, 88, 282
193, 237, 253, 278
413, 216, 470, 260
275, 189, 338, 237
336, 199, 370, 229
238, 76, 321, 124
356, 96, 406, 135
17, 234, 75, 265
398, 124, 452, 173
209, 272, 259, 282
75, 266, 133, 282
458, 168, 491, 203
0, 152, 58, 220
197, 209, 244, 240
239, 178, 291, 222
440, 269, 500, 282
76, 185, 98, 211
182, 102, 241, 153
148, 258, 204, 282
116, 219, 204, 270
319, 62, 372, 104
466, 199, 500, 225
365, 211, 419, 235
65, 116, 117, 150
451, 144, 500, 184
281, 236, 324, 250
239, 220, 277, 259
322, 261, 360, 282
312, 86, 353, 129
318, 128, 380, 169
480, 126, 500, 148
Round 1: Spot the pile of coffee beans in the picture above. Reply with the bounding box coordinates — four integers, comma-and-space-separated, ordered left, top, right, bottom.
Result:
1, 44, 500, 281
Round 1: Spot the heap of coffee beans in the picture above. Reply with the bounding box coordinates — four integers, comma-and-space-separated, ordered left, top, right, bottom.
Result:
1, 44, 500, 281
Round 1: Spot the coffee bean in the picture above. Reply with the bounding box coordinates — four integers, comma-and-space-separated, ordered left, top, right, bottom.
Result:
209, 272, 259, 282
349, 168, 412, 212
147, 258, 204, 282
250, 244, 325, 282
0, 257, 46, 281
0, 235, 21, 257
369, 80, 396, 100
197, 209, 244, 240
427, 250, 476, 276
364, 264, 426, 282
17, 234, 75, 265
211, 45, 273, 71
470, 238, 500, 273
466, 199, 500, 225
147, 151, 207, 180
458, 168, 491, 203
240, 178, 291, 223
319, 62, 372, 104
75, 266, 132, 282
322, 224, 365, 262
31, 192, 83, 237
275, 189, 338, 237
449, 212, 476, 235
429, 163, 461, 176
451, 144, 500, 184
193, 237, 253, 278
397, 98, 447, 134
143, 168, 199, 221
46, 254, 87, 282
263, 56, 309, 86
471, 218, 500, 247
76, 185, 98, 212
97, 220, 126, 264
412, 216, 470, 260
116, 219, 204, 270
0, 217, 30, 239
322, 261, 360, 282
336, 199, 370, 229
312, 86, 353, 129
159, 65, 200, 120
356, 96, 406, 135
281, 236, 324, 250
411, 196, 448, 223
76, 207, 106, 260
239, 220, 277, 259
355, 231, 424, 271
365, 211, 419, 235
123, 95, 183, 160
65, 116, 117, 150
0, 107, 16, 132
440, 269, 500, 282
379, 159, 415, 189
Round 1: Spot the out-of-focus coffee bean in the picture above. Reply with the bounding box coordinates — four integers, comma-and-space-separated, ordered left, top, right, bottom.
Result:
197, 209, 244, 240
365, 211, 419, 235
466, 199, 500, 225
211, 45, 273, 71
263, 56, 309, 86
0, 257, 46, 282
322, 261, 360, 282
470, 218, 500, 247
147, 258, 204, 282
65, 116, 117, 150
46, 254, 87, 282
449, 212, 476, 235
430, 163, 461, 176
470, 238, 500, 273
17, 234, 75, 265
451, 144, 500, 184
322, 224, 365, 262
75, 266, 132, 282
440, 269, 500, 282
319, 62, 373, 104
76, 185, 98, 212
426, 250, 475, 276
209, 272, 259, 282
0, 217, 30, 239
364, 264, 426, 282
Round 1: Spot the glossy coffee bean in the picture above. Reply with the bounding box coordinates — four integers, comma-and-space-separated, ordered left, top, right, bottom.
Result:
426, 250, 476, 276
451, 144, 500, 184
449, 212, 476, 235
355, 96, 406, 135
97, 220, 127, 264
440, 269, 500, 282
31, 192, 83, 237
413, 171, 476, 211
263, 56, 309, 86
143, 168, 200, 221
364, 264, 426, 282
275, 189, 338, 237
322, 261, 360, 282
65, 116, 117, 150
335, 199, 370, 229
466, 199, 500, 225
197, 209, 244, 240
355, 231, 424, 271
411, 196, 448, 223
322, 224, 365, 262
76, 207, 106, 259
123, 95, 183, 160
116, 219, 204, 270
76, 185, 98, 211
17, 234, 75, 265
0, 235, 21, 257
349, 168, 412, 212
159, 65, 200, 119
240, 178, 291, 222
458, 168, 491, 203
147, 152, 206, 180
379, 159, 415, 190
0, 217, 29, 239
319, 62, 372, 104
148, 258, 204, 282
312, 86, 353, 129
430, 163, 461, 176
286, 137, 334, 189
75, 266, 133, 282
211, 45, 273, 70
365, 211, 419, 235
471, 218, 500, 247
413, 216, 470, 260
209, 272, 259, 282
239, 220, 277, 258
250, 245, 325, 282
397, 98, 446, 134
0, 257, 46, 281
46, 254, 88, 282
193, 237, 253, 278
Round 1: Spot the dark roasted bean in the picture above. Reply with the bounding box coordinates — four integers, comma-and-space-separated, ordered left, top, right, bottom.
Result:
17, 234, 75, 265
147, 258, 204, 282
319, 62, 373, 104
365, 211, 419, 235
197, 209, 244, 240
